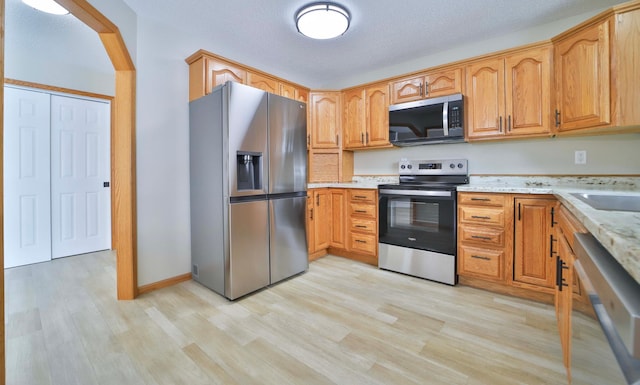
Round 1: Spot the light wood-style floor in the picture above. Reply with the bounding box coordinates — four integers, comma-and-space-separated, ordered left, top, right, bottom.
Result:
5, 252, 570, 385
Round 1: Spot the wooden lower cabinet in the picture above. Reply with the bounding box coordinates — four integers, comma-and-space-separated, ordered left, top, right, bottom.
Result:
554, 205, 590, 382
307, 188, 378, 265
513, 197, 557, 291
346, 189, 378, 264
458, 193, 510, 283
329, 189, 346, 249
309, 189, 330, 256
458, 192, 560, 303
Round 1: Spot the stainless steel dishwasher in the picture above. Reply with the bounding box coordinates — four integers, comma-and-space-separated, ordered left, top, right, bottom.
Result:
573, 233, 640, 385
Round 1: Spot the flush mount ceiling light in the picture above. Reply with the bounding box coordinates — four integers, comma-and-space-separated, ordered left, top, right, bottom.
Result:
22, 0, 69, 15
295, 2, 350, 40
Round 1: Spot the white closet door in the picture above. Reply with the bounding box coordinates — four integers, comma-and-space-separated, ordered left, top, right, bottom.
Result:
50, 95, 111, 258
4, 87, 52, 268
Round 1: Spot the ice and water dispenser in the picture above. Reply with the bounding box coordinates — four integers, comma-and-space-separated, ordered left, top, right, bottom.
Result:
236, 151, 263, 191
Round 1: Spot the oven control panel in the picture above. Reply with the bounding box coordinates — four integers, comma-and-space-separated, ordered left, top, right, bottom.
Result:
398, 159, 468, 175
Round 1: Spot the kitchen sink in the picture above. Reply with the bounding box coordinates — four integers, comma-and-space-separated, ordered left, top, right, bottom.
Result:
571, 193, 640, 212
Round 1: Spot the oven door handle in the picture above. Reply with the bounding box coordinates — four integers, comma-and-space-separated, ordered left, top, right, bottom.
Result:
379, 189, 453, 197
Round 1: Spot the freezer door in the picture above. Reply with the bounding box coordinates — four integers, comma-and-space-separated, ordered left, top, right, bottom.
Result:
227, 82, 269, 197
269, 194, 308, 284
268, 94, 307, 194
228, 198, 270, 299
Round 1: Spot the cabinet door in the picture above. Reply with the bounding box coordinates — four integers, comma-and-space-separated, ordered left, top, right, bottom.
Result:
365, 83, 390, 147
329, 189, 346, 249
307, 192, 316, 254
313, 189, 331, 250
389, 75, 424, 105
424, 67, 462, 99
343, 88, 366, 149
295, 88, 309, 104
247, 72, 279, 94
514, 198, 556, 289
466, 58, 505, 138
505, 47, 552, 136
555, 20, 611, 131
280, 82, 296, 99
310, 92, 341, 148
206, 58, 246, 94
556, 234, 574, 370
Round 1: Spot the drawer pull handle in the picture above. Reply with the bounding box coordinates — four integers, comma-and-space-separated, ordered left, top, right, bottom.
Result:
471, 215, 491, 220
355, 210, 367, 213
355, 239, 367, 244
471, 255, 491, 261
355, 225, 367, 228
354, 195, 367, 199
471, 235, 492, 241
470, 198, 490, 201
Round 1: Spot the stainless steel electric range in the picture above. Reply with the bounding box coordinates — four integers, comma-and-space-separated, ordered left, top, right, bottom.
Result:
378, 159, 469, 285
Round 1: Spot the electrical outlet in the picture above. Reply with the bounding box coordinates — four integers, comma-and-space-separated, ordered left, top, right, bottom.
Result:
575, 150, 587, 165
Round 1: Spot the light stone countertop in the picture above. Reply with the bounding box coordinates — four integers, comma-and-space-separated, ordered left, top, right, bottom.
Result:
308, 175, 398, 190
459, 176, 640, 284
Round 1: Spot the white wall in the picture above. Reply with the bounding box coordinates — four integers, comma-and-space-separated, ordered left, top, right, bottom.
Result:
354, 134, 640, 176
5, 0, 115, 95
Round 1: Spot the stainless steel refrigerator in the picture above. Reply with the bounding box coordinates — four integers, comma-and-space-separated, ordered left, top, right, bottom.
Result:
189, 81, 308, 300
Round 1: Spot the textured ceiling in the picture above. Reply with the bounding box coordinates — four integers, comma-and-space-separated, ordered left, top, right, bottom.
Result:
120, 0, 627, 88
8, 0, 628, 89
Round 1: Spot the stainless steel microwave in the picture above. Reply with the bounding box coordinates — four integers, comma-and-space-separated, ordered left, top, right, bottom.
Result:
388, 93, 465, 146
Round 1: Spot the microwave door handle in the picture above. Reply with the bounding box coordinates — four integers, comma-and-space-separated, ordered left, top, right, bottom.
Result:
442, 101, 449, 136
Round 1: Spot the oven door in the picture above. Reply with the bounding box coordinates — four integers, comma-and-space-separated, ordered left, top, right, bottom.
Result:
378, 188, 456, 255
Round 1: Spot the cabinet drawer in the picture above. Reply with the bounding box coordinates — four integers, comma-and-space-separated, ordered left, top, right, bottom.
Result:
458, 193, 506, 207
459, 225, 504, 247
348, 189, 376, 204
459, 245, 504, 280
459, 206, 505, 226
349, 203, 376, 219
350, 218, 376, 234
349, 233, 377, 255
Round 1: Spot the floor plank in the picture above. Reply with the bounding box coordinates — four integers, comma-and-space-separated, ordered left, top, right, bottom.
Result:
5, 252, 569, 385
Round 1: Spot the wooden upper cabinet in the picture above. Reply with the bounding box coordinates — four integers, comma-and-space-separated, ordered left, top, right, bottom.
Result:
466, 58, 505, 138
554, 19, 611, 132
309, 92, 341, 149
343, 88, 366, 149
295, 88, 309, 104
281, 82, 309, 103
342, 83, 390, 149
247, 72, 279, 94
280, 82, 296, 100
505, 47, 552, 136
389, 67, 462, 105
467, 46, 552, 140
206, 58, 246, 94
365, 83, 390, 147
186, 50, 310, 102
613, 9, 640, 127
424, 68, 463, 99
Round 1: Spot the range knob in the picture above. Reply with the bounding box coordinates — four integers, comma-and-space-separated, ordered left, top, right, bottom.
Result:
400, 165, 406, 169
458, 163, 464, 168
449, 163, 455, 169
407, 164, 412, 169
